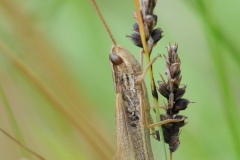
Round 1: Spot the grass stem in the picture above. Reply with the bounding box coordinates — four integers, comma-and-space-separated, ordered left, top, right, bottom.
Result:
134, 0, 167, 159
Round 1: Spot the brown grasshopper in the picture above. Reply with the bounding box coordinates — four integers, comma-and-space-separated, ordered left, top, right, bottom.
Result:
91, 0, 183, 159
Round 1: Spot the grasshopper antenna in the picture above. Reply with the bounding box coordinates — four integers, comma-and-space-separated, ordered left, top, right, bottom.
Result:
91, 0, 117, 46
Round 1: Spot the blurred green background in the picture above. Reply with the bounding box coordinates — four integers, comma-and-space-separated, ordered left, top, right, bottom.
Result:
0, 0, 239, 160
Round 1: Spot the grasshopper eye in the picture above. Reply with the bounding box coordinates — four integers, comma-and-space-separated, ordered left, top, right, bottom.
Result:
110, 53, 123, 65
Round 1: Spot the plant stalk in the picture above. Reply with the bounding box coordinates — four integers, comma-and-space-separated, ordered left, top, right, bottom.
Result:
134, 0, 167, 159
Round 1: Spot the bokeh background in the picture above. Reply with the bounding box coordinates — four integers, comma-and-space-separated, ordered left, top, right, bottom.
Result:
0, 0, 239, 160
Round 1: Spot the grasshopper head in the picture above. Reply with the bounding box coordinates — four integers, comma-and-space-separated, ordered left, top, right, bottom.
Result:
109, 45, 141, 92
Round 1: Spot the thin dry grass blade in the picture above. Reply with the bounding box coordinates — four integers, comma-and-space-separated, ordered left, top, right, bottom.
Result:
0, 127, 45, 160
0, 38, 112, 160
0, 0, 114, 159
0, 85, 30, 158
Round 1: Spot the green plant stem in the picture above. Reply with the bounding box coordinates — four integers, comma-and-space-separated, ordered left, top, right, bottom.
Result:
0, 84, 29, 158
134, 0, 167, 160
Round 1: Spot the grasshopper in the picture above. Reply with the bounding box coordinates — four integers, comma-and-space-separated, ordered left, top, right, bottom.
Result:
111, 46, 161, 160
110, 45, 160, 159
91, 0, 183, 159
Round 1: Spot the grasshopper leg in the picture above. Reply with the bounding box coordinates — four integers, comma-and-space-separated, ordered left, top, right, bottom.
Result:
146, 118, 186, 129
143, 102, 187, 129
139, 49, 144, 67
136, 54, 161, 84
149, 116, 159, 140
150, 105, 166, 110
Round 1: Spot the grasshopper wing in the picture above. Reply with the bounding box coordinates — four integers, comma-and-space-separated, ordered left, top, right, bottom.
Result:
115, 93, 135, 160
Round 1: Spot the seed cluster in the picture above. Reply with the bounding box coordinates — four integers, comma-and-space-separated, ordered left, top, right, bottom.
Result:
128, 0, 163, 52
158, 44, 192, 152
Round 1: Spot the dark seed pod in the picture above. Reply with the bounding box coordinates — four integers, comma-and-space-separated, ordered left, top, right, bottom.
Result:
157, 81, 169, 99
151, 28, 163, 45
174, 86, 186, 101
171, 127, 180, 136
162, 126, 171, 143
132, 23, 139, 33
173, 99, 190, 114
169, 135, 180, 152
126, 33, 142, 48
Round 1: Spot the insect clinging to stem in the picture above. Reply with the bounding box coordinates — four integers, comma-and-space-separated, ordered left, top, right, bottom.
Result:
91, 0, 185, 159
